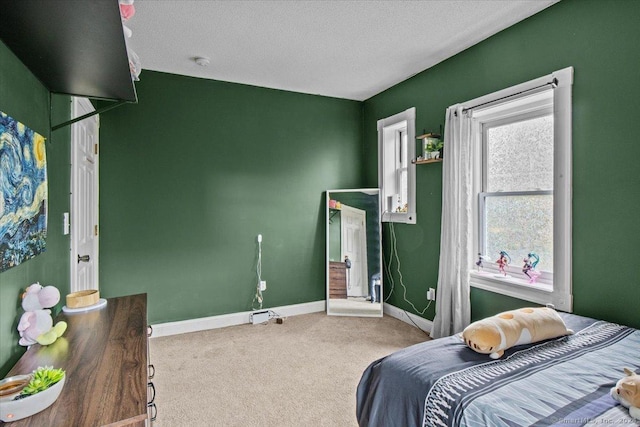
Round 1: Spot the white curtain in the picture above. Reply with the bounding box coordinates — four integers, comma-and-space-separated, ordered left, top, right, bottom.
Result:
430, 105, 475, 339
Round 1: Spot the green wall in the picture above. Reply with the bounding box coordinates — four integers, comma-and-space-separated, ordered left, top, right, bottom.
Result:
0, 41, 71, 376
364, 0, 640, 328
98, 71, 363, 324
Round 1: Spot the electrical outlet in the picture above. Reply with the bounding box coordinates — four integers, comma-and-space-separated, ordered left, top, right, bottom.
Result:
427, 287, 436, 301
259, 280, 267, 291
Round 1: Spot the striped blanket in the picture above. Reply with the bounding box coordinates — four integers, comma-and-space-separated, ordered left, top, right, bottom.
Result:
356, 314, 639, 427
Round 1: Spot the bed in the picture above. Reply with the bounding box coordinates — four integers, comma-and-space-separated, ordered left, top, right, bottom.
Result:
356, 313, 640, 426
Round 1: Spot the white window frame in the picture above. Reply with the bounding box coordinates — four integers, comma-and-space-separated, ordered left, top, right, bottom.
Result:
468, 67, 573, 312
378, 107, 417, 224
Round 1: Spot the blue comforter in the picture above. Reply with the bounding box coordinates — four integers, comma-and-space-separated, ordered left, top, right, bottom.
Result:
356, 314, 640, 426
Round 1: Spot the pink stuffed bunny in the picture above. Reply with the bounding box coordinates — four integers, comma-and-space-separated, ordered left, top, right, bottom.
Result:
17, 283, 65, 346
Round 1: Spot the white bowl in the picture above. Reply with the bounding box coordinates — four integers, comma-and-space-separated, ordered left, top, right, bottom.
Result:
0, 375, 31, 402
0, 376, 65, 422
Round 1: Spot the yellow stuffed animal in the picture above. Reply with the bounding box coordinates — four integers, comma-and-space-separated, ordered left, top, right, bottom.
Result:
611, 368, 640, 421
462, 307, 573, 359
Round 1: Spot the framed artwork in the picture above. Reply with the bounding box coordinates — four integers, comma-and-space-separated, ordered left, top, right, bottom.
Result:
0, 111, 48, 272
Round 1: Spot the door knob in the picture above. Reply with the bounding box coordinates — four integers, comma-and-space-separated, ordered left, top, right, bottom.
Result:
77, 254, 90, 263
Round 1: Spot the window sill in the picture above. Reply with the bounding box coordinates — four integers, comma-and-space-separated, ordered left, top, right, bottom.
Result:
381, 212, 417, 224
471, 270, 552, 291
470, 270, 560, 305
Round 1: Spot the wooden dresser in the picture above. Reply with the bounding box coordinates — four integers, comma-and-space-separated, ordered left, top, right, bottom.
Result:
1, 293, 154, 426
329, 261, 347, 299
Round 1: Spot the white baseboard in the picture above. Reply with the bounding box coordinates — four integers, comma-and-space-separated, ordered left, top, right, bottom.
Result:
152, 300, 431, 338
151, 300, 326, 338
383, 302, 433, 334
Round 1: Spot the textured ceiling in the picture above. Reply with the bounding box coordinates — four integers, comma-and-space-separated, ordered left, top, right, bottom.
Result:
127, 0, 559, 101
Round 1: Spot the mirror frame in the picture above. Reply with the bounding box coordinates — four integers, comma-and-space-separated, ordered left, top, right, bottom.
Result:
326, 188, 383, 317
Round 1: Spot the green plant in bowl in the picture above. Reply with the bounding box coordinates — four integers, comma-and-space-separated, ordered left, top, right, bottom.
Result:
16, 366, 65, 399
1, 367, 67, 422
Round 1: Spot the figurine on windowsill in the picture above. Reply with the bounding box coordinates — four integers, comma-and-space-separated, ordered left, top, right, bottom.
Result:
476, 253, 484, 271
395, 203, 408, 213
496, 251, 511, 277
476, 253, 490, 272
523, 252, 541, 284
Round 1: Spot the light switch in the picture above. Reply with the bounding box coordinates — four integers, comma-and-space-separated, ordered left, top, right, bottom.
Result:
63, 212, 70, 235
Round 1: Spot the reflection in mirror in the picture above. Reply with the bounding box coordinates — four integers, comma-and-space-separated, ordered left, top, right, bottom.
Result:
326, 189, 382, 317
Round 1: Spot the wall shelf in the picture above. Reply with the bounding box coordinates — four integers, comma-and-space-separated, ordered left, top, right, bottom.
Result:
412, 158, 443, 165
416, 132, 441, 140
328, 207, 341, 223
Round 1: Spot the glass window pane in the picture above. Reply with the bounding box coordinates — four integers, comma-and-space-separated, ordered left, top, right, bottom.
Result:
393, 130, 408, 211
398, 169, 407, 211
400, 131, 408, 168
484, 194, 553, 272
486, 115, 553, 192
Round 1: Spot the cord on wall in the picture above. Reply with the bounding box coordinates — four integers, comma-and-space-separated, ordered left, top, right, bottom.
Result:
268, 309, 284, 322
383, 222, 432, 316
252, 234, 264, 311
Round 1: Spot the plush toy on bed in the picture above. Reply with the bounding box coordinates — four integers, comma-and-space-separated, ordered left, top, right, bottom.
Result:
461, 306, 573, 359
611, 367, 640, 420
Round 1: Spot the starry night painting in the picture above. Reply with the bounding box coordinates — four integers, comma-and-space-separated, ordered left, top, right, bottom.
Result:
0, 111, 48, 272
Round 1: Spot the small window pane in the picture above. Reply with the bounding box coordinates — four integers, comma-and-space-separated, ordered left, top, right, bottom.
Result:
486, 115, 553, 192
400, 130, 408, 168
399, 168, 407, 211
391, 130, 408, 212
484, 194, 553, 272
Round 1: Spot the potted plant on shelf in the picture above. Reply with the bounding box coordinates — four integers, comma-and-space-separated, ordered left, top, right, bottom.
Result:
425, 139, 444, 159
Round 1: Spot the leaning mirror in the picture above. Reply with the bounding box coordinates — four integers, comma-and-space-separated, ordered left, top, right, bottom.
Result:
326, 189, 382, 317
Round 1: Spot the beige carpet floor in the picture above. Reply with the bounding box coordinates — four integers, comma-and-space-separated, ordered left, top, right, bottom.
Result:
149, 312, 429, 426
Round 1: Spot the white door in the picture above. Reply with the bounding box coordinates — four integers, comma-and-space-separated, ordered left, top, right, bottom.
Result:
340, 205, 368, 297
70, 97, 99, 293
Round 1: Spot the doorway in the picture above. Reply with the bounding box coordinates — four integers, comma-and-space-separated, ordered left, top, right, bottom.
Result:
340, 205, 368, 297
69, 97, 99, 293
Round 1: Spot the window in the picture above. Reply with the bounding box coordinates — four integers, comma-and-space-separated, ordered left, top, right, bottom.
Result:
469, 68, 573, 311
378, 107, 416, 224
480, 99, 554, 279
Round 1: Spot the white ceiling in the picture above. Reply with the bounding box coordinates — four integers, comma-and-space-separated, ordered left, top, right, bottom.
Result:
127, 0, 559, 101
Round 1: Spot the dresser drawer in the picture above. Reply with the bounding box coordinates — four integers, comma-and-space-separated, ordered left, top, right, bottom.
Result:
329, 262, 347, 299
